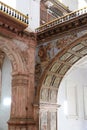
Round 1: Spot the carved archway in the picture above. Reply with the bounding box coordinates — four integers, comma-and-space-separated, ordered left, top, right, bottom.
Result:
36, 33, 87, 130
0, 35, 30, 130
0, 36, 27, 74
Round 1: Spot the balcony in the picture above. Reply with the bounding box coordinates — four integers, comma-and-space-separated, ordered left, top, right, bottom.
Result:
36, 6, 87, 33
36, 6, 87, 42
0, 1, 29, 32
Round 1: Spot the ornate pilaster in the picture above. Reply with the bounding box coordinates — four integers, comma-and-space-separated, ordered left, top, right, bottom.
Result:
8, 74, 36, 130
39, 103, 58, 130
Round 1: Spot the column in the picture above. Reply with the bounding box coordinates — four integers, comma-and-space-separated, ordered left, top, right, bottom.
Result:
8, 74, 36, 130
39, 103, 58, 130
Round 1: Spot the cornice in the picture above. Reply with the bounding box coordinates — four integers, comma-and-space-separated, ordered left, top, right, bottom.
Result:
0, 23, 36, 42
37, 13, 87, 43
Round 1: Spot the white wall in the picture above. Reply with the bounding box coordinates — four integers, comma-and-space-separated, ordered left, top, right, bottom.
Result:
78, 0, 87, 9
0, 56, 12, 130
16, 0, 40, 31
0, 0, 16, 9
61, 0, 87, 11
58, 56, 87, 130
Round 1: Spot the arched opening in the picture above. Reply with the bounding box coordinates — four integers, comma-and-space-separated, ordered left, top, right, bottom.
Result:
58, 55, 87, 130
0, 56, 12, 130
0, 36, 28, 130
38, 34, 87, 130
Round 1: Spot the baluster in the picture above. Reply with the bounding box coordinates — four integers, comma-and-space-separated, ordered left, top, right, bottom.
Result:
66, 15, 69, 20
23, 17, 25, 23
66, 15, 68, 21
78, 10, 80, 15
9, 9, 11, 15
20, 15, 21, 20
6, 7, 9, 13
54, 21, 56, 26
0, 4, 3, 10
4, 5, 5, 12
76, 11, 78, 16
17, 13, 19, 19
59, 18, 62, 23
79, 10, 81, 15
80, 9, 82, 15
69, 14, 71, 19
70, 13, 73, 18
24, 18, 27, 23
56, 20, 58, 24
15, 12, 18, 19
83, 8, 86, 14
85, 7, 87, 13
15, 12, 16, 17
12, 11, 14, 16
52, 22, 53, 26
0, 5, 2, 10
26, 14, 29, 24
22, 16, 24, 22
11, 9, 12, 16
84, 7, 86, 13
26, 19, 29, 24
63, 16, 65, 21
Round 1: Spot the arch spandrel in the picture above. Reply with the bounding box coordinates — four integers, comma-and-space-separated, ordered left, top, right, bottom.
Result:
35, 33, 87, 104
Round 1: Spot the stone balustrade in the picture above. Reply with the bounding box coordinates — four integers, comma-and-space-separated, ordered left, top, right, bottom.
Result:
0, 1, 29, 25
36, 6, 87, 33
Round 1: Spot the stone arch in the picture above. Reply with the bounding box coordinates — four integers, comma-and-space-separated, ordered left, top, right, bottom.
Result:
36, 33, 87, 104
0, 35, 30, 130
0, 36, 27, 74
36, 33, 87, 130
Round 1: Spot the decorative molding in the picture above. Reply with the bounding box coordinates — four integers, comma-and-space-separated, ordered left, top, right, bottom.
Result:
36, 7, 87, 42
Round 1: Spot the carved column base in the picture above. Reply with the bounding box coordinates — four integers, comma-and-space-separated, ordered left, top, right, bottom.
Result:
8, 118, 36, 130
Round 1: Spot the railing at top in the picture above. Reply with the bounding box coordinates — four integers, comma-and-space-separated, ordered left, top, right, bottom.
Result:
36, 7, 87, 33
0, 1, 29, 25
